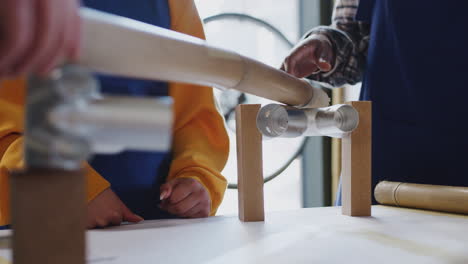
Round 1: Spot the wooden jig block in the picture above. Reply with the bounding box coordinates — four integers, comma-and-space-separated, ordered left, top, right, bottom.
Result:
236, 104, 265, 222
341, 101, 372, 216
11, 169, 86, 264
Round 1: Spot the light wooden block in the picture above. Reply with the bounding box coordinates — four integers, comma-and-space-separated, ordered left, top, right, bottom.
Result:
342, 101, 372, 216
236, 104, 265, 222
11, 169, 86, 264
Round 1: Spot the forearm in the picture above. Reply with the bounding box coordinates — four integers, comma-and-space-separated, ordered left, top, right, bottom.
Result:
168, 82, 229, 215
168, 113, 229, 215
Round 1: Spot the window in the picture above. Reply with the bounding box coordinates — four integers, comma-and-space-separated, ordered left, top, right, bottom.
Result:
195, 0, 303, 215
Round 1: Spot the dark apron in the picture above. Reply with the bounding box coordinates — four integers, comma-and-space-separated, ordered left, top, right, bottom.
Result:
83, 0, 176, 219
338, 0, 468, 205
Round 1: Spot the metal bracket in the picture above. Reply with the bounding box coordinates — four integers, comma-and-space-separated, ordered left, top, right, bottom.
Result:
25, 65, 97, 169
25, 65, 173, 170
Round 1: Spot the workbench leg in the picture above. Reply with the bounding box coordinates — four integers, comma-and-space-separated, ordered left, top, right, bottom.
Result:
341, 101, 372, 216
236, 104, 265, 222
11, 169, 86, 264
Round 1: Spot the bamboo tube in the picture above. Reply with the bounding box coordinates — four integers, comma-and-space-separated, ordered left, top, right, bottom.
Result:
78, 8, 329, 108
375, 181, 468, 215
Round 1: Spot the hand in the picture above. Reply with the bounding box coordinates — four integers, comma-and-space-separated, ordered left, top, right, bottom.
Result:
159, 178, 211, 218
0, 0, 81, 78
281, 34, 335, 78
87, 188, 144, 229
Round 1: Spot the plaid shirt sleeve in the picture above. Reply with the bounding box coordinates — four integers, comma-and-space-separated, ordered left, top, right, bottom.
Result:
304, 0, 370, 87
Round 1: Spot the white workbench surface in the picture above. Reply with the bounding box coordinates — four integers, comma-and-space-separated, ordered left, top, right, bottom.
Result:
1, 206, 468, 264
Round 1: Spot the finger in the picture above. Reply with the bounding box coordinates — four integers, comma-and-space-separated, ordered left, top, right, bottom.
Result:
181, 206, 202, 218
90, 211, 123, 228
121, 204, 144, 223
166, 192, 200, 216
69, 1, 82, 61
19, 0, 63, 76
62, 1, 76, 60
46, 0, 78, 70
166, 201, 199, 216
36, 0, 68, 75
107, 211, 123, 226
180, 201, 208, 218
87, 208, 98, 229
159, 182, 174, 201
87, 220, 97, 229
159, 198, 169, 209
189, 207, 211, 219
294, 61, 320, 78
283, 56, 293, 75
168, 179, 200, 204
39, 31, 66, 75
288, 44, 320, 78
160, 177, 187, 200
95, 217, 110, 228
0, 0, 35, 76
315, 41, 333, 72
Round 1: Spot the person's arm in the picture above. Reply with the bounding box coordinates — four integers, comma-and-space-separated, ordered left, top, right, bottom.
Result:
0, 83, 24, 225
161, 0, 229, 217
0, 79, 134, 227
282, 0, 370, 87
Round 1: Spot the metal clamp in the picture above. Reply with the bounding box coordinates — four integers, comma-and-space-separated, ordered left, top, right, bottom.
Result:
256, 104, 359, 139
25, 65, 173, 170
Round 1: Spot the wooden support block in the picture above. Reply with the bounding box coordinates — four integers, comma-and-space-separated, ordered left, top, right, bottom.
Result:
236, 104, 265, 222
11, 169, 86, 264
341, 101, 372, 216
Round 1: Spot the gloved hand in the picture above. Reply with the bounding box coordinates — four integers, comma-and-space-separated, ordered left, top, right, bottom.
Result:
281, 34, 335, 78
0, 0, 81, 78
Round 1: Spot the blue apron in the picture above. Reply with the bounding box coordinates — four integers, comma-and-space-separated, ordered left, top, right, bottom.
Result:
83, 0, 176, 219
337, 0, 468, 205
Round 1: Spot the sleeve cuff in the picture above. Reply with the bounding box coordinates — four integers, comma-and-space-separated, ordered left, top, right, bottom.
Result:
83, 163, 110, 202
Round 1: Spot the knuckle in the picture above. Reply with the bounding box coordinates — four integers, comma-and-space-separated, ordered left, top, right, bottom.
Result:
200, 210, 210, 218
165, 205, 175, 213
169, 196, 178, 204
173, 205, 184, 214
168, 207, 178, 215
86, 221, 96, 229
111, 211, 121, 219
190, 179, 200, 189
96, 218, 107, 227
199, 189, 210, 200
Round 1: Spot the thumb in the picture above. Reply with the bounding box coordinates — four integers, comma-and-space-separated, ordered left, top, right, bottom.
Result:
121, 204, 144, 223
315, 39, 334, 72
160, 179, 179, 200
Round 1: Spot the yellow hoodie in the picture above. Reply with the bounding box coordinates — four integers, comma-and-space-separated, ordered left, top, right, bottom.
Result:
0, 0, 229, 226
